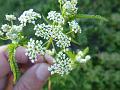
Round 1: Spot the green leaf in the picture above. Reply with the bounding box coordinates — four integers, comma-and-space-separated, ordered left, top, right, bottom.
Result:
83, 47, 89, 56
8, 43, 21, 84
65, 50, 76, 61
76, 14, 108, 21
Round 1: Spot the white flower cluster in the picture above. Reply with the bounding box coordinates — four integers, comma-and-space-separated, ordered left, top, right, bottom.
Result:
34, 23, 52, 40
48, 51, 73, 76
25, 38, 46, 63
1, 24, 11, 32
5, 15, 16, 21
0, 0, 91, 77
18, 9, 41, 26
47, 11, 65, 25
68, 20, 81, 33
56, 31, 71, 48
62, 0, 78, 16
34, 24, 71, 48
76, 51, 91, 63
1, 24, 22, 42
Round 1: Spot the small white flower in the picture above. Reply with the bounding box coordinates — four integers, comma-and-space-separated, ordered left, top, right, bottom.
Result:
7, 33, 18, 41
1, 24, 11, 32
56, 32, 71, 48
76, 50, 91, 63
85, 55, 91, 61
68, 20, 81, 33
76, 56, 81, 62
5, 15, 16, 21
34, 23, 52, 40
11, 25, 23, 33
34, 24, 71, 48
62, 1, 78, 16
25, 38, 46, 63
46, 49, 55, 55
48, 51, 73, 76
47, 11, 65, 25
79, 59, 87, 63
76, 55, 85, 63
18, 9, 41, 26
1, 24, 23, 42
77, 50, 84, 56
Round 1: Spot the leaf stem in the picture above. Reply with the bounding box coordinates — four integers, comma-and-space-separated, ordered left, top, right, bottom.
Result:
46, 37, 53, 49
52, 41, 57, 54
48, 77, 51, 90
66, 30, 73, 35
71, 39, 81, 46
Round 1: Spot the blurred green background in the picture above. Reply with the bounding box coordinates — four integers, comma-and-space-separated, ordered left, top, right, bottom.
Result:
0, 0, 120, 90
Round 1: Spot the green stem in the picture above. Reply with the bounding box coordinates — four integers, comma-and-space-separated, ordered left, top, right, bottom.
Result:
52, 41, 57, 53
60, 3, 62, 13
42, 15, 50, 24
48, 77, 51, 90
66, 30, 73, 35
46, 38, 53, 90
71, 39, 81, 47
42, 40, 49, 47
46, 37, 53, 49
11, 20, 13, 26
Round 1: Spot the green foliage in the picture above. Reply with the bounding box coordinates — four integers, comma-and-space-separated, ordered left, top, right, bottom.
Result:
76, 14, 108, 21
0, 0, 120, 90
83, 47, 89, 56
8, 43, 21, 84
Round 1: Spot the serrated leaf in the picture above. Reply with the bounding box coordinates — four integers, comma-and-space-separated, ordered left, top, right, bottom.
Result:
76, 14, 108, 21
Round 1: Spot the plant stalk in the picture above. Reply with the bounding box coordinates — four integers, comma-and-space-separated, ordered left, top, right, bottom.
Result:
46, 37, 53, 90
